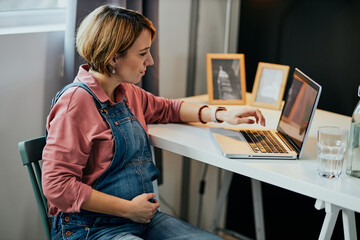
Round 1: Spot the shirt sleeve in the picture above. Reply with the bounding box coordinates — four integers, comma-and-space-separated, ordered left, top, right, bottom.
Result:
126, 84, 184, 124
42, 91, 93, 214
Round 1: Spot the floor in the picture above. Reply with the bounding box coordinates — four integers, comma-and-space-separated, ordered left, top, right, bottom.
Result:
216, 228, 251, 240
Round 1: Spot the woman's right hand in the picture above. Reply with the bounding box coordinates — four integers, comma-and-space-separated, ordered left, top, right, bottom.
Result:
127, 193, 160, 223
81, 189, 160, 223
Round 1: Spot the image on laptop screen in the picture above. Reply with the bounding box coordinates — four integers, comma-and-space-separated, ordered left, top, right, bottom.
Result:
277, 69, 321, 151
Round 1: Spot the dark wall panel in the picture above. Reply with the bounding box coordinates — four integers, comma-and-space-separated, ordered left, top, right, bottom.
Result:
238, 0, 360, 116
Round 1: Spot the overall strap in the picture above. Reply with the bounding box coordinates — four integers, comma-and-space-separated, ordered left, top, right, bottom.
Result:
46, 82, 107, 137
50, 82, 106, 110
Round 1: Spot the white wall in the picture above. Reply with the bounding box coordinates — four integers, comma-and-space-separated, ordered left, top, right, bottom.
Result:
0, 31, 65, 239
158, 0, 240, 231
0, 0, 239, 238
159, 0, 239, 99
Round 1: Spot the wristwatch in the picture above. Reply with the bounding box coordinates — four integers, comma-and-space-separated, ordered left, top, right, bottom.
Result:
211, 106, 227, 123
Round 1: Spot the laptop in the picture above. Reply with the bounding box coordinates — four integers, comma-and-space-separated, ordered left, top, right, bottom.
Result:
209, 68, 322, 159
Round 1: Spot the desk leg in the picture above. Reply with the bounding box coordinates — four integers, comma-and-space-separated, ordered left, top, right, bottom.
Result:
342, 209, 357, 240
315, 200, 340, 240
315, 200, 357, 240
211, 173, 266, 240
211, 171, 233, 233
251, 179, 265, 240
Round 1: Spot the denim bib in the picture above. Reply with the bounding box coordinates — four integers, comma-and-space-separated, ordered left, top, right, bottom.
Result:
50, 82, 159, 222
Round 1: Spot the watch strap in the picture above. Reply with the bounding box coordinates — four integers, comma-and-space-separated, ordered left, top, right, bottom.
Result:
211, 106, 226, 123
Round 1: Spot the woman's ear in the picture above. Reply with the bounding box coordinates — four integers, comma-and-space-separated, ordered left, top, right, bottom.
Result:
109, 55, 117, 65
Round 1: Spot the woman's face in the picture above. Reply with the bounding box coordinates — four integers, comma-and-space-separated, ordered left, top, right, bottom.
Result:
114, 29, 154, 84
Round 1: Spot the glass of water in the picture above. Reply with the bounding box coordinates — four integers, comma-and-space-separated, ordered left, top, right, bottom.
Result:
317, 126, 348, 178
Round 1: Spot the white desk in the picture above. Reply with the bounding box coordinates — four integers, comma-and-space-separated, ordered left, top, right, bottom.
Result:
148, 95, 360, 239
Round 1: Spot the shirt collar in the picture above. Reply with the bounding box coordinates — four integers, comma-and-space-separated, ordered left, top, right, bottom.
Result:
74, 64, 126, 104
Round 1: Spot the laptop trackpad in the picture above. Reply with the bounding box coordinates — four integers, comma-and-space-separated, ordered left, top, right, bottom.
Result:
209, 128, 250, 154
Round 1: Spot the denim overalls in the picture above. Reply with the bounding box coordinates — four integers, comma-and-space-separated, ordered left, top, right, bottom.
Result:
49, 83, 222, 240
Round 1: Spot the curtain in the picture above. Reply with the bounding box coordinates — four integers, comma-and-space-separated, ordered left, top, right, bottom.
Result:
64, 0, 163, 184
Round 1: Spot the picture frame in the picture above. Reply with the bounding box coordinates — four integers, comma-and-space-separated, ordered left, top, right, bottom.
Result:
250, 62, 290, 110
206, 53, 247, 105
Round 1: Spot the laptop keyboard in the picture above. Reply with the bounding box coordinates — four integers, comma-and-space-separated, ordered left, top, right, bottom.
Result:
239, 130, 288, 154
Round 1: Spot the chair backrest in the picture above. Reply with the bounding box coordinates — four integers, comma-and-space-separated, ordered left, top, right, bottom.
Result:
18, 136, 51, 240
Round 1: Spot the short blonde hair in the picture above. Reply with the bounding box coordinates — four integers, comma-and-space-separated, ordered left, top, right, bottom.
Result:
76, 5, 156, 75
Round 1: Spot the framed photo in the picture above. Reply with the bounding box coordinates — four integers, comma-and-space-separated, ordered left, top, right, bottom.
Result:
206, 53, 247, 105
250, 62, 290, 110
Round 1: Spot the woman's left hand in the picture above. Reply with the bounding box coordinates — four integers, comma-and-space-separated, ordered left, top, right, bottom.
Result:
217, 107, 266, 126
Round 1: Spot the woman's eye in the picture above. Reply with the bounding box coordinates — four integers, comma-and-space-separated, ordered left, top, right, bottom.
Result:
140, 52, 147, 56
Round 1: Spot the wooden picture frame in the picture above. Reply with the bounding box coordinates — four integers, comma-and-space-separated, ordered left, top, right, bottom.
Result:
206, 53, 247, 105
250, 62, 290, 110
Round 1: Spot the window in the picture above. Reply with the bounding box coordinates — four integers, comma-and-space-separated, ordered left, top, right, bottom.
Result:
0, 0, 66, 34
0, 0, 66, 12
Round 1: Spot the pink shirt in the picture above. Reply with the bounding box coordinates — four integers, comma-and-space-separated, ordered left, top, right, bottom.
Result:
42, 65, 183, 216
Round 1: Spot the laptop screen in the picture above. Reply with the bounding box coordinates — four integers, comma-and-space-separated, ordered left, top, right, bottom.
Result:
277, 68, 322, 154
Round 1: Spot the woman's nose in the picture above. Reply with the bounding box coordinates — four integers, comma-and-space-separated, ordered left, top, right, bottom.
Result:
146, 53, 154, 66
